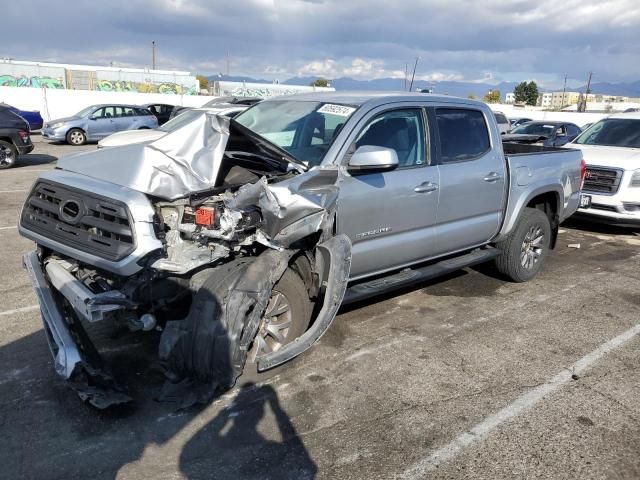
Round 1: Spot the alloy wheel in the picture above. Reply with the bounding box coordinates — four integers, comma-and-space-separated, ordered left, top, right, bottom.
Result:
520, 225, 544, 270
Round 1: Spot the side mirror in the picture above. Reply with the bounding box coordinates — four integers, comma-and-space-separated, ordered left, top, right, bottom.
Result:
347, 145, 399, 173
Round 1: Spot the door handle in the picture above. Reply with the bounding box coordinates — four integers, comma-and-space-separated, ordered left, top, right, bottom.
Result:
483, 172, 502, 182
414, 181, 438, 193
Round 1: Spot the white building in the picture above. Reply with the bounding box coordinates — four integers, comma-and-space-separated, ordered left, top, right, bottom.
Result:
504, 92, 515, 104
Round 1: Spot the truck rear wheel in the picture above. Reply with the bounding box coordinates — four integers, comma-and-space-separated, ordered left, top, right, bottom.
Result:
494, 207, 551, 282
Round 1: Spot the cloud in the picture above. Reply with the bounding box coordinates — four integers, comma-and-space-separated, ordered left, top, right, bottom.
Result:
1, 0, 639, 87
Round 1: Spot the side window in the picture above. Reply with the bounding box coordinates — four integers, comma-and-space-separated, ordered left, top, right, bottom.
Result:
122, 107, 136, 117
102, 106, 117, 118
435, 108, 490, 163
355, 109, 426, 168
566, 124, 580, 136
91, 108, 105, 119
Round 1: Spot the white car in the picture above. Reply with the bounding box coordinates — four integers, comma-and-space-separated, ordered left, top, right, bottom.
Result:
493, 111, 511, 135
569, 112, 640, 226
97, 105, 248, 148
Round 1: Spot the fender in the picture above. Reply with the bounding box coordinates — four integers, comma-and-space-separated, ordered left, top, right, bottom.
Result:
258, 234, 352, 371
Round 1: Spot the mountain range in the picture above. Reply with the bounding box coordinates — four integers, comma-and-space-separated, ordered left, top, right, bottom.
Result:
209, 74, 640, 99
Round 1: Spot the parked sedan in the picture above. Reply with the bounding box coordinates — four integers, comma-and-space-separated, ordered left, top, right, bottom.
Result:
97, 105, 249, 148
42, 104, 158, 145
0, 103, 44, 130
502, 121, 582, 147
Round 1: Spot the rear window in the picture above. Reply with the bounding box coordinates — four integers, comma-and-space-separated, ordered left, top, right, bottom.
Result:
575, 118, 640, 148
436, 108, 491, 163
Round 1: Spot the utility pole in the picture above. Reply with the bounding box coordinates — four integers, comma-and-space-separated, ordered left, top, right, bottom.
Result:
408, 56, 420, 92
226, 50, 230, 77
583, 71, 593, 112
151, 41, 156, 70
561, 73, 567, 111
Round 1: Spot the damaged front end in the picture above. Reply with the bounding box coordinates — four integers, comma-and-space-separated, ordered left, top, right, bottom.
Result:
20, 112, 352, 408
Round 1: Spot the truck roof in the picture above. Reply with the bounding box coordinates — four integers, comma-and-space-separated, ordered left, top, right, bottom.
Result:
262, 91, 484, 108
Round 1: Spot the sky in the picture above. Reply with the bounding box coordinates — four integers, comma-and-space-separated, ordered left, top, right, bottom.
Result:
3, 0, 640, 89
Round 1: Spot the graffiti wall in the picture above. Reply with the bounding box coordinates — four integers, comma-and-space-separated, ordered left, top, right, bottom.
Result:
95, 79, 198, 95
0, 61, 199, 95
0, 74, 65, 89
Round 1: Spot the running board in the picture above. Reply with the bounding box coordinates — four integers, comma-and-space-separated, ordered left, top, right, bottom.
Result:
342, 248, 500, 305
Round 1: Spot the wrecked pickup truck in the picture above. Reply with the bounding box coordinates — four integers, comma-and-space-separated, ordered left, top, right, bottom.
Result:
19, 92, 585, 408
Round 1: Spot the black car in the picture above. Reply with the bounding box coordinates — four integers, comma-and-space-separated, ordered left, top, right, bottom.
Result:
502, 121, 582, 147
0, 106, 34, 169
143, 103, 175, 126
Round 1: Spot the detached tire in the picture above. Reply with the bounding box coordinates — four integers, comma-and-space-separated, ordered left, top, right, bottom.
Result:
494, 207, 551, 282
66, 128, 86, 146
0, 140, 17, 169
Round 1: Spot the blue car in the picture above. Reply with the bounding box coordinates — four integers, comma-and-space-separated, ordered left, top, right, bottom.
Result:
0, 103, 44, 130
42, 104, 159, 145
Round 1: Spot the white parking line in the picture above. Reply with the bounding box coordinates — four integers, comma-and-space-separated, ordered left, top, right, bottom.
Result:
0, 189, 28, 193
401, 323, 640, 479
0, 305, 39, 317
0, 226, 17, 230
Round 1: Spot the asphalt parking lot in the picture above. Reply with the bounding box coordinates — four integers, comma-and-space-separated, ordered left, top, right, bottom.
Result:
1, 135, 639, 480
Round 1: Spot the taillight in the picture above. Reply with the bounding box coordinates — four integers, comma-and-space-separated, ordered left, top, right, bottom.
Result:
580, 158, 586, 190
18, 130, 29, 140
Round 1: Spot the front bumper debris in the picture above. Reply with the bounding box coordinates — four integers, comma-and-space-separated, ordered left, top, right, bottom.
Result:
23, 251, 132, 408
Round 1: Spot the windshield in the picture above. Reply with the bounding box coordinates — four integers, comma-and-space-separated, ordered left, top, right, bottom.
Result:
234, 100, 358, 167
159, 110, 206, 132
75, 105, 97, 118
511, 123, 555, 136
575, 118, 640, 148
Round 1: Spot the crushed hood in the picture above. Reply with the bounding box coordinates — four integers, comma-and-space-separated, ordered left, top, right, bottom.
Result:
56, 113, 304, 201
569, 143, 640, 170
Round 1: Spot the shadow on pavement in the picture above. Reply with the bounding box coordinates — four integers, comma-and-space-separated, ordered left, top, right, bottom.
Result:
180, 383, 317, 480
16, 153, 57, 167
0, 299, 316, 479
563, 217, 640, 235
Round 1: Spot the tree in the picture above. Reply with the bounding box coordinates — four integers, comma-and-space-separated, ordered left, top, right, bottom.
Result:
310, 78, 329, 87
483, 90, 501, 103
196, 74, 209, 91
514, 81, 539, 106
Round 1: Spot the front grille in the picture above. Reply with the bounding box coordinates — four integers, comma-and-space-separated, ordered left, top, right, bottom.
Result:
583, 167, 623, 195
21, 181, 136, 261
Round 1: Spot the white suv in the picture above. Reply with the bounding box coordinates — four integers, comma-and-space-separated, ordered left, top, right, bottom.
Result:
569, 112, 640, 226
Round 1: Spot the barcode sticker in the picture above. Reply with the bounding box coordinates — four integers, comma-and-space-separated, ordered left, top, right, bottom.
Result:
317, 104, 356, 117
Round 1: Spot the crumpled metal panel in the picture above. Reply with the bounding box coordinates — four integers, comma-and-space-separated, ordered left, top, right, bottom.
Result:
57, 113, 231, 201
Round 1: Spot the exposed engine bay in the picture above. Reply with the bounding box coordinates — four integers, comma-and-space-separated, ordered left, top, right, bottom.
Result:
20, 112, 352, 408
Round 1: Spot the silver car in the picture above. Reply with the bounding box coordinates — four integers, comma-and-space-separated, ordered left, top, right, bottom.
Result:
41, 104, 159, 145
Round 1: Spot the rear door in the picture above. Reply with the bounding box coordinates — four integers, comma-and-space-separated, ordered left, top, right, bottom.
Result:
337, 106, 440, 279
431, 106, 506, 255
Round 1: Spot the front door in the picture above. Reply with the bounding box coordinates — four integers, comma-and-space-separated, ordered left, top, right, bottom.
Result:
337, 107, 440, 280
430, 107, 506, 255
87, 106, 117, 139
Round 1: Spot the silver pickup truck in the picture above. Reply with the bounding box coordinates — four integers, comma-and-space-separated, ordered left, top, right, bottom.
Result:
19, 92, 584, 408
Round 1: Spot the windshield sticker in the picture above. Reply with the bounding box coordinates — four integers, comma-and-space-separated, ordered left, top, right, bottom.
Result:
318, 104, 356, 117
